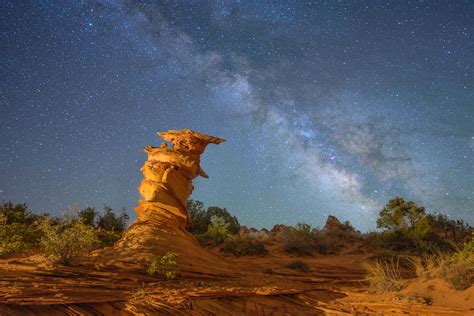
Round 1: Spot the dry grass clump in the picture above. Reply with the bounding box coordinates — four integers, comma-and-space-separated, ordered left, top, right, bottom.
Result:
286, 260, 311, 273
364, 259, 406, 293
407, 255, 439, 280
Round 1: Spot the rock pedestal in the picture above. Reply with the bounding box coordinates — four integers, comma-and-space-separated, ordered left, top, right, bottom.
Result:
96, 129, 231, 276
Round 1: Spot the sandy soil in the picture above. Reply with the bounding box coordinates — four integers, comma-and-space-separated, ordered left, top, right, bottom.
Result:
1, 243, 472, 315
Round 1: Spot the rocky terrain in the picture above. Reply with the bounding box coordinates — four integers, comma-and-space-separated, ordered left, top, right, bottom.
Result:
1, 130, 472, 315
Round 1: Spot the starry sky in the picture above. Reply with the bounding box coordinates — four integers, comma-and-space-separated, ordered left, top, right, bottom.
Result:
1, 1, 473, 231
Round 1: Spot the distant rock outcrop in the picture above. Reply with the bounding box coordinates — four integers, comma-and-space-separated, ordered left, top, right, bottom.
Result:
323, 215, 343, 231
96, 129, 231, 275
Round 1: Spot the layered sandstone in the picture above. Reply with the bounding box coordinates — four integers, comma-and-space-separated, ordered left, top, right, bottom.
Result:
95, 129, 230, 276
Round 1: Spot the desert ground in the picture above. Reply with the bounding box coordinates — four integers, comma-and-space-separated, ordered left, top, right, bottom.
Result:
1, 228, 473, 316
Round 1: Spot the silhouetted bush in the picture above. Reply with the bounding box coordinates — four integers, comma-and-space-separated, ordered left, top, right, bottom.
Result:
221, 235, 268, 256
437, 233, 474, 290
97, 205, 129, 232
286, 260, 310, 273
78, 207, 97, 227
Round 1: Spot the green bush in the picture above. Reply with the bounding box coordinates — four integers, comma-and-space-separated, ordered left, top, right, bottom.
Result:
0, 202, 44, 257
437, 233, 474, 290
187, 200, 240, 235
221, 235, 268, 256
38, 217, 98, 264
196, 215, 230, 247
286, 260, 310, 273
147, 252, 179, 279
96, 229, 122, 247
0, 215, 27, 257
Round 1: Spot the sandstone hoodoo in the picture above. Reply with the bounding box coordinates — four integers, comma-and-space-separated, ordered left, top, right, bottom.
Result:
96, 129, 230, 275
136, 129, 224, 228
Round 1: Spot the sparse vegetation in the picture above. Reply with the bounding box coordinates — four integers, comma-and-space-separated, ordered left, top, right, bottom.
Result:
282, 223, 334, 256
221, 235, 268, 256
437, 233, 474, 290
371, 197, 472, 255
38, 217, 98, 264
187, 200, 240, 235
0, 202, 130, 258
364, 259, 406, 293
147, 252, 179, 279
196, 215, 230, 247
286, 260, 310, 273
0, 202, 43, 257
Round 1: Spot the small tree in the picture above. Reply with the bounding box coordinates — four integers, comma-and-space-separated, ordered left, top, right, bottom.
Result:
78, 207, 97, 227
187, 200, 207, 234
0, 214, 26, 257
97, 205, 129, 232
377, 197, 426, 231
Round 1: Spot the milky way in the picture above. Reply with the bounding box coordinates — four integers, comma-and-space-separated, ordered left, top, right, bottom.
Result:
1, 1, 473, 230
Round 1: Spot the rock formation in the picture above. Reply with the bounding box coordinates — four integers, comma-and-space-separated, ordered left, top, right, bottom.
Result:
136, 129, 224, 228
96, 129, 231, 275
323, 215, 343, 231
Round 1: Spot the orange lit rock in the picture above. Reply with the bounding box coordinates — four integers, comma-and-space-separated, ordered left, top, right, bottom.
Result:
95, 129, 230, 275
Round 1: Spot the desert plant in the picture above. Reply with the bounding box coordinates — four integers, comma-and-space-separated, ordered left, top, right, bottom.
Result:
97, 205, 129, 232
286, 260, 310, 273
96, 229, 122, 247
187, 200, 240, 235
38, 217, 98, 264
0, 214, 27, 257
364, 259, 406, 293
196, 215, 230, 247
282, 223, 334, 256
407, 255, 438, 280
221, 235, 268, 256
147, 252, 179, 279
437, 233, 474, 290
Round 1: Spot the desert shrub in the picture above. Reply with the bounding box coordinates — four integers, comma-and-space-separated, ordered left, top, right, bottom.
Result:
221, 235, 268, 256
364, 259, 406, 293
196, 215, 229, 247
187, 200, 240, 235
147, 252, 179, 279
372, 197, 471, 255
325, 220, 361, 242
437, 233, 474, 290
286, 260, 310, 273
0, 202, 45, 257
78, 207, 97, 227
282, 223, 333, 256
438, 257, 473, 290
97, 205, 129, 232
38, 217, 98, 264
96, 229, 122, 247
0, 215, 27, 257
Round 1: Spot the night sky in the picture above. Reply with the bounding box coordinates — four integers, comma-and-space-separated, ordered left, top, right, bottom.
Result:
1, 1, 473, 231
